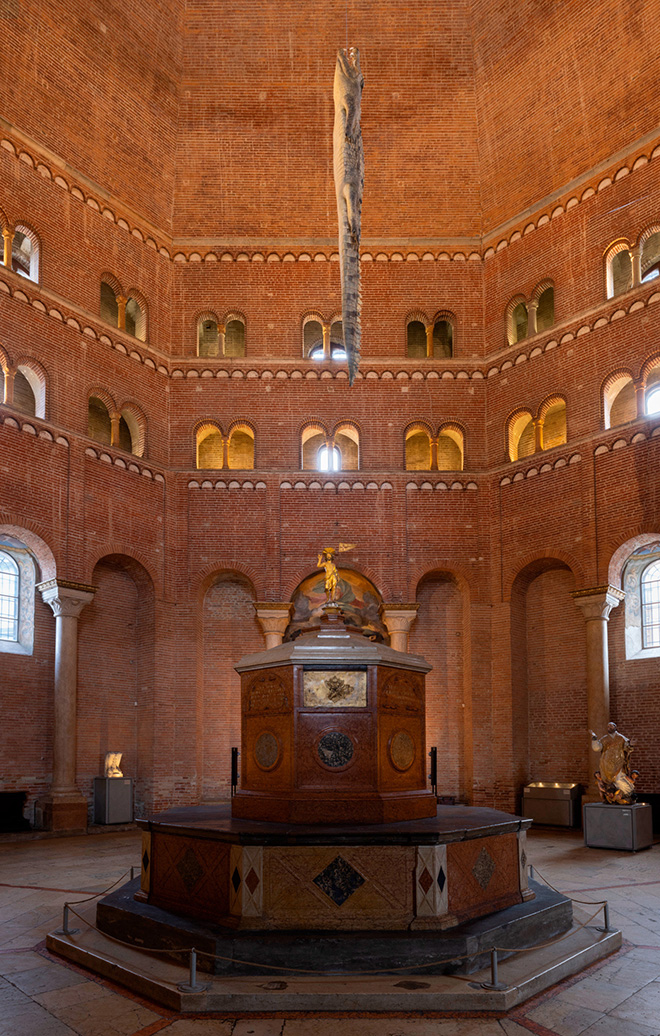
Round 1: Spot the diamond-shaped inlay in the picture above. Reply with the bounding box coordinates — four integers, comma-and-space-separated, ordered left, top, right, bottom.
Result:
472, 847, 496, 890
142, 849, 150, 871
231, 866, 241, 893
313, 855, 365, 906
176, 847, 204, 893
245, 867, 260, 894
437, 866, 446, 893
520, 848, 527, 871
418, 867, 433, 894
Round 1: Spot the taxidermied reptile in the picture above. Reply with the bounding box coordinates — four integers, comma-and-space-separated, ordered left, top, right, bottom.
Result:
333, 47, 364, 385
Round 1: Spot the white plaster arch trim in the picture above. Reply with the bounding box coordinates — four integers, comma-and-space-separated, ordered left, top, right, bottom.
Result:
0, 520, 57, 582
537, 393, 567, 421
608, 532, 660, 589
637, 222, 660, 247
14, 356, 47, 419
602, 369, 634, 428
604, 239, 632, 298
223, 310, 247, 328
405, 310, 429, 327
505, 294, 528, 346
12, 222, 41, 282
119, 400, 147, 457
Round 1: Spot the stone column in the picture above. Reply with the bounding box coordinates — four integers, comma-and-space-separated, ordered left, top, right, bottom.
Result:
533, 416, 544, 452
116, 294, 127, 331
3, 367, 15, 406
109, 410, 121, 448
381, 604, 419, 652
36, 580, 96, 831
571, 585, 625, 801
632, 244, 643, 287
634, 379, 647, 419
425, 323, 434, 358
322, 323, 332, 360
527, 299, 539, 337
254, 602, 294, 649
2, 226, 13, 268
430, 437, 439, 471
218, 323, 226, 357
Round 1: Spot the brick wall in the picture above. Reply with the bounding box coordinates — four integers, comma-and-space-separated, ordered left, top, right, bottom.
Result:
1, 0, 660, 820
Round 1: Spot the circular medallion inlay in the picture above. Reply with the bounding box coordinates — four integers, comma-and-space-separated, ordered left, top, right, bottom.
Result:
389, 730, 415, 771
254, 731, 280, 770
317, 731, 354, 768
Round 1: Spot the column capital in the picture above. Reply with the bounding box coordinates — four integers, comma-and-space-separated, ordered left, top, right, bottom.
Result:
37, 579, 96, 618
254, 602, 294, 648
571, 584, 625, 621
380, 604, 419, 651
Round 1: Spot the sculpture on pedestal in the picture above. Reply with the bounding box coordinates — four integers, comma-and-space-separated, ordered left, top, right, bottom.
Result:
104, 752, 123, 778
317, 543, 355, 603
590, 722, 638, 803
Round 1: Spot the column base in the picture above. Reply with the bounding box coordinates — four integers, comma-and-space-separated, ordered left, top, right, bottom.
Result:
35, 794, 88, 832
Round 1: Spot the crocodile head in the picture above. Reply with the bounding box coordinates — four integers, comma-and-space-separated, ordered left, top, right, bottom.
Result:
335, 47, 363, 89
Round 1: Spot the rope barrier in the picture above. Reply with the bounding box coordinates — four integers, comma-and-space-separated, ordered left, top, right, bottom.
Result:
55, 860, 617, 991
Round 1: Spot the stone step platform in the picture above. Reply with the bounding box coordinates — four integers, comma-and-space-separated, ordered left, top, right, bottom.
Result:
97, 877, 569, 976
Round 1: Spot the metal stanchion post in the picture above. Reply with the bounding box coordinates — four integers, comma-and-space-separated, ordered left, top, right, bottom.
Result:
177, 948, 210, 993
479, 948, 508, 991
529, 863, 535, 881
56, 904, 79, 936
596, 901, 612, 932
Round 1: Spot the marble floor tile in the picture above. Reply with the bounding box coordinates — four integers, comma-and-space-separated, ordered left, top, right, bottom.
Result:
525, 997, 605, 1036
283, 1020, 510, 1035
38, 986, 163, 1036
578, 1015, 659, 1036
5, 959, 88, 995
233, 1020, 286, 1036
161, 1021, 237, 1035
609, 978, 660, 1026
0, 1002, 78, 1036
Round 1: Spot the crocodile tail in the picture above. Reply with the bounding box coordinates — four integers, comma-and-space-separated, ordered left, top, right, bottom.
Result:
341, 239, 362, 385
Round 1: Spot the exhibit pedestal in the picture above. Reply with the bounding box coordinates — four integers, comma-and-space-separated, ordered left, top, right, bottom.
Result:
94, 777, 133, 825
583, 801, 653, 851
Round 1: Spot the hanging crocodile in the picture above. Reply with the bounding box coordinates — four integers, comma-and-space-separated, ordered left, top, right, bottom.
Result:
333, 47, 364, 386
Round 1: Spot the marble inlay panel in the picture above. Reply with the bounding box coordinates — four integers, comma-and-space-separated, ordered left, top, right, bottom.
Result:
415, 844, 448, 917
242, 845, 263, 916
262, 844, 414, 929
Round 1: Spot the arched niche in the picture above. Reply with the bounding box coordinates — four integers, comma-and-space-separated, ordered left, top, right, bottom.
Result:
285, 568, 387, 643
77, 555, 155, 819
410, 570, 470, 803
509, 559, 587, 807
200, 571, 261, 799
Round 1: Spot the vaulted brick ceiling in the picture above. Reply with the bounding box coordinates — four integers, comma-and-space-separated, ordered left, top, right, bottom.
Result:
2, 0, 659, 240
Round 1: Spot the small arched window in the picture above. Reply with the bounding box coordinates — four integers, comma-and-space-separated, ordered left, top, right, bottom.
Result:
433, 319, 453, 358
227, 425, 255, 469
303, 318, 324, 357
437, 426, 464, 471
508, 411, 535, 461
197, 424, 224, 469
512, 302, 528, 343
540, 399, 567, 450
405, 427, 432, 470
641, 231, 660, 282
0, 550, 20, 642
125, 295, 146, 341
406, 320, 427, 359
536, 287, 555, 332
641, 559, 660, 648
198, 317, 220, 357
225, 318, 245, 357
13, 370, 36, 417
88, 396, 112, 445
12, 226, 39, 282
647, 387, 660, 416
100, 281, 120, 326
604, 374, 636, 428
318, 445, 341, 471
334, 424, 359, 470
606, 244, 633, 298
